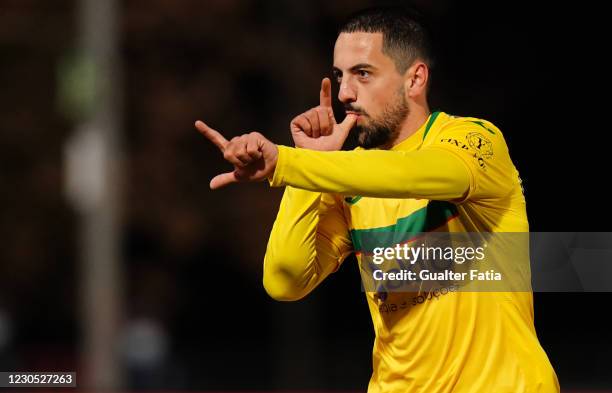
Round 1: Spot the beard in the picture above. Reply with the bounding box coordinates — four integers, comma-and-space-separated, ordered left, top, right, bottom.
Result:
353, 88, 410, 149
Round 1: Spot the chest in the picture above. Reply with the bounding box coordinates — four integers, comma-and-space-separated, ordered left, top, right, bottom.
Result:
342, 197, 460, 253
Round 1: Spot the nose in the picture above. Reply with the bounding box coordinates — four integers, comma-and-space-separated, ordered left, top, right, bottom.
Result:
338, 78, 357, 104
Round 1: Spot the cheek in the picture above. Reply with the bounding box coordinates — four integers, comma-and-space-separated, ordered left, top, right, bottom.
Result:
373, 78, 402, 104
363, 86, 392, 116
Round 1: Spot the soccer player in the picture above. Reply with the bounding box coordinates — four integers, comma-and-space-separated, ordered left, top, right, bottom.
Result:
196, 6, 559, 393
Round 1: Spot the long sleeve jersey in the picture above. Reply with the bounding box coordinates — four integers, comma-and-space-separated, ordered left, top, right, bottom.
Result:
264, 111, 559, 393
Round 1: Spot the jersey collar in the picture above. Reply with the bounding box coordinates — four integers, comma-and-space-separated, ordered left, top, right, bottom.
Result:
391, 111, 442, 151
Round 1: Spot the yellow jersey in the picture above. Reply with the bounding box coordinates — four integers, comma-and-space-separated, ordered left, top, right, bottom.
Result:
264, 111, 559, 393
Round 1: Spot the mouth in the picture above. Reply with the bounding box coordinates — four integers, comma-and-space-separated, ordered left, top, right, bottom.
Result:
346, 111, 364, 119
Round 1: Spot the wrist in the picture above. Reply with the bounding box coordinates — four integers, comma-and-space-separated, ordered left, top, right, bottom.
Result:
268, 145, 288, 187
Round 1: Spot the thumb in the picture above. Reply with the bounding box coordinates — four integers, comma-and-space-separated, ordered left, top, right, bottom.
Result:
210, 171, 239, 189
336, 113, 358, 136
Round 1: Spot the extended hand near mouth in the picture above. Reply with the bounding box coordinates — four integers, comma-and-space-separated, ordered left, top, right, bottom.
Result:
290, 77, 357, 151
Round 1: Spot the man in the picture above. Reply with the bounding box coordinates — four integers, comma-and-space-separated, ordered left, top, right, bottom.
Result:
196, 6, 559, 393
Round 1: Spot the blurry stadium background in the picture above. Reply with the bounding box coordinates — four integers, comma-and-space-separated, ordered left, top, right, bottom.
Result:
0, 0, 609, 391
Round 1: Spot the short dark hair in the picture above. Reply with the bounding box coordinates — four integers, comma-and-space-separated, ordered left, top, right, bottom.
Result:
338, 6, 434, 74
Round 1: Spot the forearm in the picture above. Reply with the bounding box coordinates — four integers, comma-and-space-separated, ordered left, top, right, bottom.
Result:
263, 186, 349, 301
269, 146, 472, 201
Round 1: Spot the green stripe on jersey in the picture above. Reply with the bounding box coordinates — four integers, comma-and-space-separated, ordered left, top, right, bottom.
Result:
350, 200, 458, 252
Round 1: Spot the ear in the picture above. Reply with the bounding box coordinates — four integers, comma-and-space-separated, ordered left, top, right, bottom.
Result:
403, 61, 429, 99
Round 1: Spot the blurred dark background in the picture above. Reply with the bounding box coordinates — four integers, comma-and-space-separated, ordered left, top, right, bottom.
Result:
0, 0, 609, 391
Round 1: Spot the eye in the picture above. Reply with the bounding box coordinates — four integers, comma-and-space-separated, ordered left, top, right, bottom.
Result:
332, 71, 342, 84
357, 69, 370, 79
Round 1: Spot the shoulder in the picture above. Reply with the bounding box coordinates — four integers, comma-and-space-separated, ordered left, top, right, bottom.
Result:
437, 113, 502, 136
427, 112, 508, 154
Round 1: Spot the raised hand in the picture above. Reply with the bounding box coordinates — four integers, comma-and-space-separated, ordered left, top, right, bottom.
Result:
195, 121, 278, 189
290, 77, 357, 151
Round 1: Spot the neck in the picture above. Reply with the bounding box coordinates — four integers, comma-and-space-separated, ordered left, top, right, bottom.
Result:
388, 103, 431, 149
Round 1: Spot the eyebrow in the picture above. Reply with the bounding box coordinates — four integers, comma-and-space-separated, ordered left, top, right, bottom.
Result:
333, 63, 378, 74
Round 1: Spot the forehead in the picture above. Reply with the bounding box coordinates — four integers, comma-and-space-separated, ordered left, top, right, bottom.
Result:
333, 32, 392, 70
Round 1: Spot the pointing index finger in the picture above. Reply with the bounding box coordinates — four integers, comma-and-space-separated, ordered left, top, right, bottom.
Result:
195, 120, 229, 151
319, 77, 332, 108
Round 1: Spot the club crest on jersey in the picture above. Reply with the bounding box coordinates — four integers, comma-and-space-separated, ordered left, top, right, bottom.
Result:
466, 132, 493, 157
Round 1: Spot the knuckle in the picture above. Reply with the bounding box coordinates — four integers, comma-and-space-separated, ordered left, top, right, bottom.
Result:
294, 117, 305, 128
